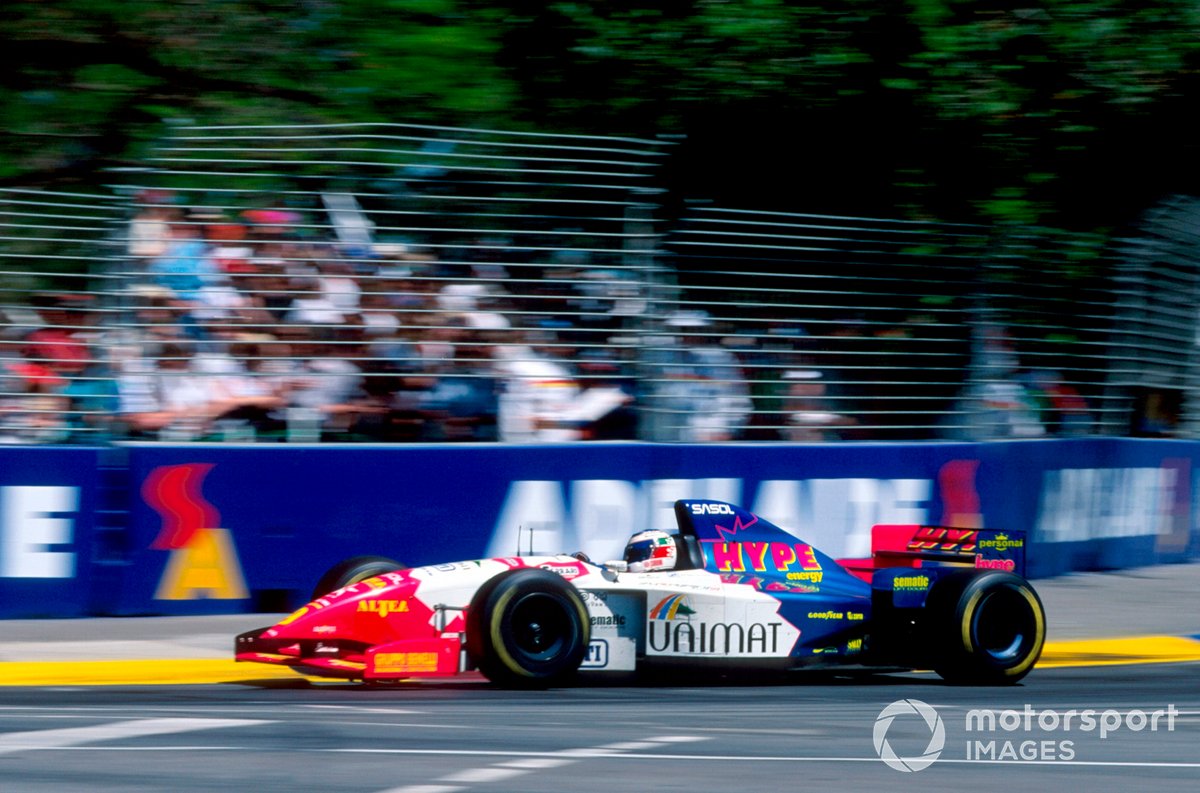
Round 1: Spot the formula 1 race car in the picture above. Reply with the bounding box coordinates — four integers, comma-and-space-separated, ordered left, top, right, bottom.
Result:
236, 500, 1045, 686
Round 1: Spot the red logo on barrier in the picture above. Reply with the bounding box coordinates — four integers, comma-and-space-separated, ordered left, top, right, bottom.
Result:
144, 463, 246, 600
144, 463, 219, 550
939, 459, 983, 528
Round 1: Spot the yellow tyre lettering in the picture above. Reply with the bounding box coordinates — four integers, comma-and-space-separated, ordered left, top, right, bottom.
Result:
487, 587, 534, 678
961, 580, 1046, 675
959, 588, 985, 654
473, 572, 590, 684
1004, 586, 1046, 677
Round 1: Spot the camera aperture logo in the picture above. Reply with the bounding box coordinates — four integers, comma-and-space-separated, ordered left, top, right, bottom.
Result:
873, 699, 945, 772
875, 699, 1181, 770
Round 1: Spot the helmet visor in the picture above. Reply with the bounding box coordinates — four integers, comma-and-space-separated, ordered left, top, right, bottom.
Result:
624, 532, 677, 571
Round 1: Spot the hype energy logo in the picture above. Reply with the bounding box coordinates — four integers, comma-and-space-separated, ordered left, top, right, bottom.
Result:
143, 463, 247, 600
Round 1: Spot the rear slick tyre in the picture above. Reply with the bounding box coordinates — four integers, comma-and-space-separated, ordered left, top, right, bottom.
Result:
466, 568, 590, 688
929, 570, 1046, 685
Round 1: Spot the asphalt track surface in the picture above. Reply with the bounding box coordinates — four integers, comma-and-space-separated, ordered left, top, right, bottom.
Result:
1, 564, 1198, 791
0, 665, 1197, 792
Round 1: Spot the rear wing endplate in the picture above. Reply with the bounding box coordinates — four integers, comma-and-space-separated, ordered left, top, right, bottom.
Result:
839, 524, 1027, 580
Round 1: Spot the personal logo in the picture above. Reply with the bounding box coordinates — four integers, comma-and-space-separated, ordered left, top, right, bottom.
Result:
979, 533, 1024, 552
144, 463, 247, 600
874, 699, 945, 772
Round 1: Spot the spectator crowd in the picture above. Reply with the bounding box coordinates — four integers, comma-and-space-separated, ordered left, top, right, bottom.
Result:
1, 191, 1103, 444
4, 192, 644, 443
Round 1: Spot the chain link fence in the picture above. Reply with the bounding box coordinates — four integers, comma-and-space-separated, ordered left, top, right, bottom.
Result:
1109, 196, 1200, 438
647, 206, 1124, 441
0, 188, 125, 442
0, 123, 1189, 444
108, 122, 672, 442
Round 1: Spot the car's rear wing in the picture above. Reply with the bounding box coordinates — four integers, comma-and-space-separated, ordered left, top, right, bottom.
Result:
838, 524, 1027, 581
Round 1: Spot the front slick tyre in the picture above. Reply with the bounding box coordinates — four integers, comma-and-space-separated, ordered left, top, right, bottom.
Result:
466, 568, 590, 688
930, 570, 1046, 685
312, 556, 402, 600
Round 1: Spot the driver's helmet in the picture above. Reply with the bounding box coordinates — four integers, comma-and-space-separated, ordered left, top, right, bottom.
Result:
623, 529, 678, 572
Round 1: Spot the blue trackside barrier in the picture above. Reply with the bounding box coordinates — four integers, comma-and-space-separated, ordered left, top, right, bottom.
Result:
0, 447, 102, 618
0, 439, 1196, 617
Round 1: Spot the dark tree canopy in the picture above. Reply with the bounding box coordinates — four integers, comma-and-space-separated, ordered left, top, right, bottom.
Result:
4, 0, 1199, 228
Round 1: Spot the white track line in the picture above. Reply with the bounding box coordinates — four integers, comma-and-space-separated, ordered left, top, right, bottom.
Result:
303, 705, 424, 715
371, 734, 712, 793
495, 758, 574, 770
0, 718, 268, 755
440, 767, 532, 784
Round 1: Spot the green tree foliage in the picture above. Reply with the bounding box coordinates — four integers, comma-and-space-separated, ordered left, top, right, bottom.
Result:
3, 0, 1199, 227
893, 1, 1200, 224
497, 0, 1200, 225
0, 0, 513, 181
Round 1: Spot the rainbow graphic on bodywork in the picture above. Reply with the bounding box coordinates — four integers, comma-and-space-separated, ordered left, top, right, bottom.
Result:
649, 594, 696, 621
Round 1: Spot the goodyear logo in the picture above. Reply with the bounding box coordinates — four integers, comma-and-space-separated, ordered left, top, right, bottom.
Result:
807, 610, 844, 620
979, 533, 1024, 551
357, 599, 409, 617
894, 575, 930, 590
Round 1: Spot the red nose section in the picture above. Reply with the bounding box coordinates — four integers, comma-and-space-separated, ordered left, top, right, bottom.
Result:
235, 570, 463, 680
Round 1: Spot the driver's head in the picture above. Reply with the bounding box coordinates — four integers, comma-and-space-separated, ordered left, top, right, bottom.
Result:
623, 529, 678, 572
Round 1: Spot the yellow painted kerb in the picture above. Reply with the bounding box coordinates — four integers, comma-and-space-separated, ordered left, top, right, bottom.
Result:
1, 635, 1198, 686
1036, 635, 1200, 669
0, 660, 313, 687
